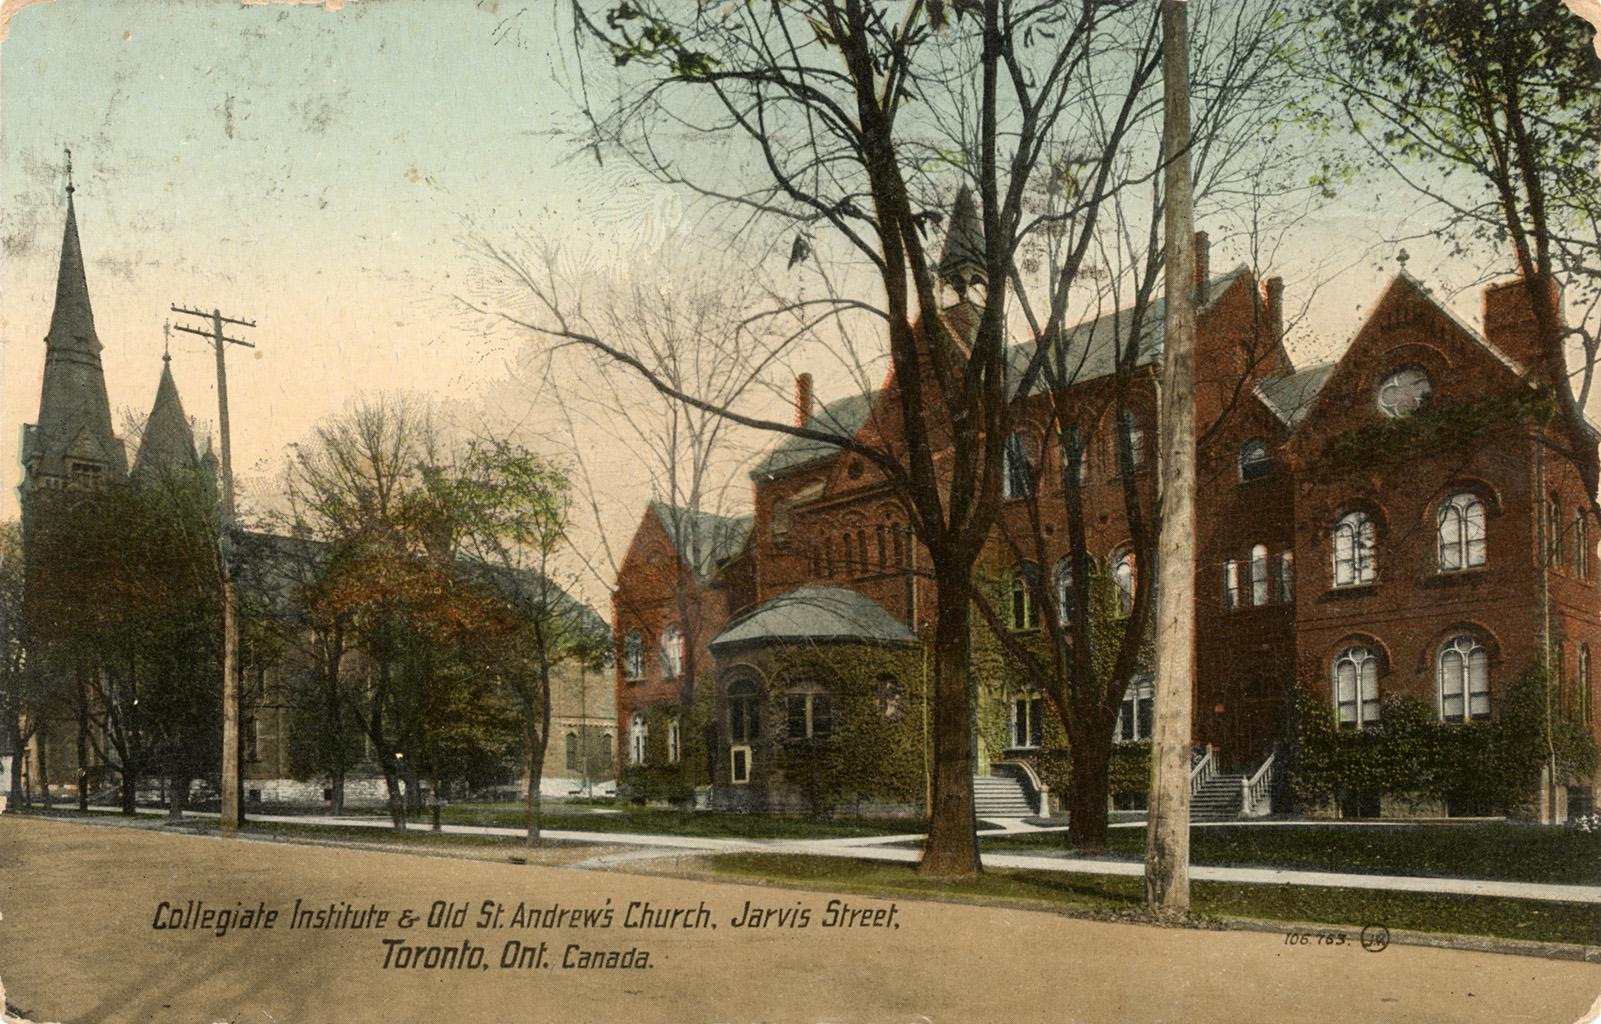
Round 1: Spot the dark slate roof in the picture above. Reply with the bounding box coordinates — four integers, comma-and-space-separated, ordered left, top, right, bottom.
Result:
750, 391, 877, 479
649, 501, 753, 577
938, 186, 985, 282
709, 586, 919, 651
1256, 363, 1336, 428
132, 358, 200, 479
1005, 267, 1248, 396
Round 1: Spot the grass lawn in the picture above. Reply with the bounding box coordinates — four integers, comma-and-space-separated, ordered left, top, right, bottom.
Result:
359, 802, 943, 840
710, 853, 1601, 948
980, 823, 1601, 886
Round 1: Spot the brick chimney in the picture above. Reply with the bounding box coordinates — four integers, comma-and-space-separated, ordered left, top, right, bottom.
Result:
1483, 275, 1563, 381
1265, 276, 1284, 343
794, 372, 813, 427
1193, 230, 1210, 294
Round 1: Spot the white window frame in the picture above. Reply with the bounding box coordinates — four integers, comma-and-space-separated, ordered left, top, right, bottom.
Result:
1333, 646, 1380, 729
1054, 559, 1074, 628
1278, 551, 1295, 604
729, 745, 752, 784
1332, 512, 1376, 587
659, 624, 685, 679
623, 631, 645, 680
1437, 635, 1490, 723
1009, 563, 1037, 631
1250, 544, 1269, 606
1113, 550, 1135, 618
1222, 559, 1240, 610
1437, 492, 1486, 572
667, 717, 681, 764
785, 687, 834, 740
1010, 692, 1045, 749
1114, 678, 1154, 743
628, 713, 648, 766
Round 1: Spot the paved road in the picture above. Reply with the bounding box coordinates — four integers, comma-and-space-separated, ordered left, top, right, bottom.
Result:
2, 816, 1597, 1024
99, 805, 1601, 905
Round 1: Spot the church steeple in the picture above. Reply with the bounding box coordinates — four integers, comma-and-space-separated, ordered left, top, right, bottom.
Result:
937, 186, 987, 302
23, 155, 127, 488
132, 353, 200, 480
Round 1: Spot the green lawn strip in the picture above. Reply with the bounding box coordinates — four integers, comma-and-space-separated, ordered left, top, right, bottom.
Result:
709, 853, 1601, 948
417, 806, 938, 840
237, 821, 529, 848
980, 824, 1601, 886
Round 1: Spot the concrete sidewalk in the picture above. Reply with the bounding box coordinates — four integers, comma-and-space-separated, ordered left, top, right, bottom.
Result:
39, 805, 1601, 905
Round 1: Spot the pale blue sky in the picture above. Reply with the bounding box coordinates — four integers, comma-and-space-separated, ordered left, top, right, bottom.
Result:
3, 0, 1576, 603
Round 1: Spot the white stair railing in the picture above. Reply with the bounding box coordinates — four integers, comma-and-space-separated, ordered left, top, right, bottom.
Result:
1240, 753, 1275, 818
1188, 744, 1216, 798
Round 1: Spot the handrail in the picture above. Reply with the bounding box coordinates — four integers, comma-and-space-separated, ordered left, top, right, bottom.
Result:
1241, 753, 1275, 818
992, 759, 1049, 816
1188, 744, 1216, 798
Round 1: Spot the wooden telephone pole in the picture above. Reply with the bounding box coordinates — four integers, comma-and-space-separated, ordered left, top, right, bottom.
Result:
171, 305, 256, 836
1146, 0, 1197, 916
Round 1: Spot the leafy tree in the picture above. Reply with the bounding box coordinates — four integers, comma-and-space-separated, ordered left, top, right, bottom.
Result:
1306, 0, 1601, 407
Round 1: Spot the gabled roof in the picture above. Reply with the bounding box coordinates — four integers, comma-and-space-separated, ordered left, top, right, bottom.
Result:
649, 501, 753, 577
1005, 267, 1249, 396
1255, 363, 1336, 429
132, 358, 200, 479
709, 585, 918, 652
750, 392, 877, 479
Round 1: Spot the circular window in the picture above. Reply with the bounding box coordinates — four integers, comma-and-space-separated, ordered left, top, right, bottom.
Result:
1376, 367, 1432, 418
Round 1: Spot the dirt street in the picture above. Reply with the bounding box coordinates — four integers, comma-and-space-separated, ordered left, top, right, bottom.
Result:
0, 816, 1596, 1024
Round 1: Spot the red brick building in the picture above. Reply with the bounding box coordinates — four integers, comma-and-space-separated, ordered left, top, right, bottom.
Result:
612, 212, 1600, 819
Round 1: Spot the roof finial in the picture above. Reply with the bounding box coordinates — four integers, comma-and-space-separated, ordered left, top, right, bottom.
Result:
1396, 247, 1410, 270
64, 146, 74, 196
162, 320, 172, 361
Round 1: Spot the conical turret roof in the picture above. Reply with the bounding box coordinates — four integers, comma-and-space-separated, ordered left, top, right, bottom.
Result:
132, 356, 200, 479
937, 186, 986, 288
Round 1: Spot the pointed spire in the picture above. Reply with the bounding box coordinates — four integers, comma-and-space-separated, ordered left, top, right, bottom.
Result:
133, 356, 200, 479
937, 186, 986, 298
46, 169, 101, 356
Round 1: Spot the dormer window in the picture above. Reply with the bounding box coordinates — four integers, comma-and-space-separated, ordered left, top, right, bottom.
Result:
1376, 367, 1431, 418
69, 461, 104, 479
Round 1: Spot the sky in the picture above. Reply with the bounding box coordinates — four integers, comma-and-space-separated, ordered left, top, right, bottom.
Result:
2, 0, 1592, 610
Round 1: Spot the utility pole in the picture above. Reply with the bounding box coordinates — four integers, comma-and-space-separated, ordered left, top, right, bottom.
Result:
171, 305, 257, 836
1145, 0, 1197, 917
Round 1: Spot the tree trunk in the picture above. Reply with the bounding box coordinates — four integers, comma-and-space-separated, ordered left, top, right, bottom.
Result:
120, 767, 137, 815
381, 757, 406, 832
1067, 726, 1113, 854
76, 680, 89, 812
36, 734, 52, 809
1145, 0, 1197, 918
523, 721, 543, 848
168, 774, 189, 821
7, 715, 23, 808
919, 566, 981, 878
330, 762, 346, 817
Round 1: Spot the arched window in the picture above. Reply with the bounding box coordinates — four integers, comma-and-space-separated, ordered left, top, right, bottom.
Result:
785, 682, 834, 740
659, 624, 685, 679
1278, 552, 1295, 604
1116, 410, 1144, 472
1574, 511, 1588, 580
1062, 427, 1088, 487
628, 713, 648, 765
1222, 559, 1240, 610
1581, 645, 1594, 726
623, 632, 645, 680
1003, 432, 1035, 499
1238, 438, 1270, 481
1009, 563, 1038, 631
1332, 646, 1379, 729
1115, 677, 1154, 743
892, 525, 906, 568
1053, 559, 1074, 628
727, 679, 761, 743
667, 717, 681, 764
1437, 635, 1490, 723
877, 675, 905, 722
876, 524, 888, 570
1250, 544, 1269, 606
1437, 493, 1486, 572
1547, 497, 1563, 566
1332, 511, 1376, 587
1113, 550, 1136, 617
857, 531, 870, 571
564, 731, 580, 771
825, 536, 835, 577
